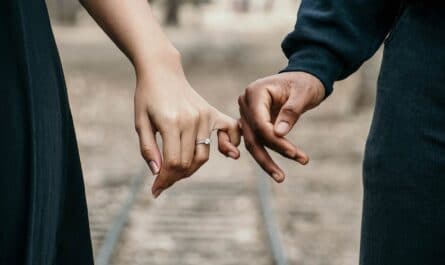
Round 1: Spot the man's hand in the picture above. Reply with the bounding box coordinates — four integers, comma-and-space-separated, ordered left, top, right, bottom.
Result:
238, 72, 325, 182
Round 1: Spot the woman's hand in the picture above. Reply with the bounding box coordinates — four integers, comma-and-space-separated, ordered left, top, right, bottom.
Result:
134, 52, 241, 198
80, 0, 240, 197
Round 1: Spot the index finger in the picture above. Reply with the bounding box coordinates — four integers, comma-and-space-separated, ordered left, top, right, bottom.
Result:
239, 116, 285, 182
255, 120, 308, 165
241, 91, 309, 165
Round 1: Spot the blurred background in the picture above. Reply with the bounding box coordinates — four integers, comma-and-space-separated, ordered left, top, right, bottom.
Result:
47, 0, 382, 264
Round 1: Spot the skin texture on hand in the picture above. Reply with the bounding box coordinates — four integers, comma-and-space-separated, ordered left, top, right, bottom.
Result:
81, 0, 241, 198
238, 72, 325, 182
135, 59, 241, 198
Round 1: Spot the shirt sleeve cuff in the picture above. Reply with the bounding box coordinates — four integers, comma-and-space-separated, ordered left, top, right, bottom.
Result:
280, 45, 344, 98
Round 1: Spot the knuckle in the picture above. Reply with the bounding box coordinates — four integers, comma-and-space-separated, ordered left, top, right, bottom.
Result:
245, 85, 258, 97
244, 140, 256, 152
164, 113, 180, 125
182, 109, 200, 124
218, 145, 227, 154
198, 107, 212, 121
167, 158, 181, 169
181, 160, 192, 169
285, 149, 298, 159
282, 107, 300, 117
140, 146, 153, 159
192, 110, 201, 123
134, 121, 144, 134
283, 101, 303, 114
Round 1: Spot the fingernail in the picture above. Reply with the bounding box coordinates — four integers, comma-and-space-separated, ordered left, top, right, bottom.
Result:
153, 188, 163, 198
276, 121, 290, 135
272, 173, 284, 183
228, 152, 237, 159
149, 161, 159, 175
298, 157, 309, 165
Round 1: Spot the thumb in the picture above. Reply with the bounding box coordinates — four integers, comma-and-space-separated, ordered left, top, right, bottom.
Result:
274, 95, 304, 137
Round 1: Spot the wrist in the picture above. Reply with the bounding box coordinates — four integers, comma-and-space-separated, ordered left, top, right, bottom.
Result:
305, 73, 325, 106
134, 45, 183, 80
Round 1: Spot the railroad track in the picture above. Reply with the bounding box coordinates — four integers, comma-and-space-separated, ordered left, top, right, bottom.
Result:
94, 169, 146, 265
92, 166, 288, 265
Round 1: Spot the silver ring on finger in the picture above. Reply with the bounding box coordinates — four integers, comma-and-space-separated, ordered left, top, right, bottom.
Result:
196, 138, 211, 145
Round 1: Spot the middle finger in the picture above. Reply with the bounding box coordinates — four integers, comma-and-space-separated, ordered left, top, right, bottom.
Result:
240, 94, 308, 164
185, 118, 211, 177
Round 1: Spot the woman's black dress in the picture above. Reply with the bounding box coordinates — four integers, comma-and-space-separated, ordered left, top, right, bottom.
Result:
282, 1, 445, 264
0, 0, 93, 264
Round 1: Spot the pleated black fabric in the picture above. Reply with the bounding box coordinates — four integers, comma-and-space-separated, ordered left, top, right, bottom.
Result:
0, 0, 94, 264
282, 1, 445, 264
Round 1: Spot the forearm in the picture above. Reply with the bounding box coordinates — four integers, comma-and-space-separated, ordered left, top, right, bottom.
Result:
79, 0, 241, 197
282, 0, 403, 97
80, 0, 181, 77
